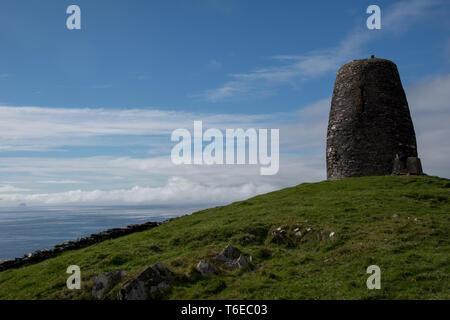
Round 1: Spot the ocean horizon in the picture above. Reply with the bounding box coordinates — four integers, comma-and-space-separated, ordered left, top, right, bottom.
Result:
0, 205, 205, 261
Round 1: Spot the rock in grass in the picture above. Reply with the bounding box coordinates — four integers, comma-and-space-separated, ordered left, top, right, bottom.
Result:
118, 262, 174, 300
215, 244, 249, 270
92, 269, 126, 300
196, 260, 219, 277
216, 244, 241, 263
233, 255, 249, 269
270, 227, 294, 246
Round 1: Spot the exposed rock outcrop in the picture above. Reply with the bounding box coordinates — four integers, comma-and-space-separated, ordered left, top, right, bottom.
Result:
215, 244, 249, 270
118, 262, 174, 300
196, 260, 219, 278
271, 226, 293, 246
92, 269, 127, 300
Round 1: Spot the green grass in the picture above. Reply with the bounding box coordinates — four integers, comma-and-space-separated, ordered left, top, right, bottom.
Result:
0, 175, 449, 300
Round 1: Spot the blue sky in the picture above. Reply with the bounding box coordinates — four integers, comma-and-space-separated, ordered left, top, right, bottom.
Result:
0, 0, 449, 206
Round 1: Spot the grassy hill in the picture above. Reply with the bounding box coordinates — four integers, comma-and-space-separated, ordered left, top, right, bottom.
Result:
0, 175, 449, 300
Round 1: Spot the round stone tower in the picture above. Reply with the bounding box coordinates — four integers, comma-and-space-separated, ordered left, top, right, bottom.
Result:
326, 57, 422, 180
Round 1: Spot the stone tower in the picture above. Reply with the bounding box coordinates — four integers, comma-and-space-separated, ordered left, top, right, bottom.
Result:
326, 57, 423, 180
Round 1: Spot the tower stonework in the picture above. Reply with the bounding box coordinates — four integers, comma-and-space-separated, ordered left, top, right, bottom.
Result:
326, 57, 423, 180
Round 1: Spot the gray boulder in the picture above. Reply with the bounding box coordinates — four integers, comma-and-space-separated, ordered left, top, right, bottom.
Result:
196, 260, 219, 277
230, 255, 249, 269
118, 262, 174, 300
270, 227, 294, 246
215, 244, 249, 270
216, 244, 241, 263
92, 269, 126, 300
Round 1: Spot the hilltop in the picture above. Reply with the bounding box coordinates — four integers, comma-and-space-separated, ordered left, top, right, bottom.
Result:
0, 175, 449, 299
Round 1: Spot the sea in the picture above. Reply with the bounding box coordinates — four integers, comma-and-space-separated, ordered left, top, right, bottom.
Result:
0, 205, 203, 261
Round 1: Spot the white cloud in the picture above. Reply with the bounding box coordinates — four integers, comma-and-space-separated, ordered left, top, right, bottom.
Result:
39, 180, 86, 184
196, 0, 444, 102
0, 71, 448, 206
408, 73, 450, 178
0, 152, 324, 206
0, 153, 325, 206
194, 36, 362, 102
0, 185, 31, 193
383, 0, 443, 33
0, 106, 279, 150
195, 81, 250, 102
281, 98, 330, 151
407, 74, 450, 111
0, 177, 275, 205
0, 145, 58, 152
